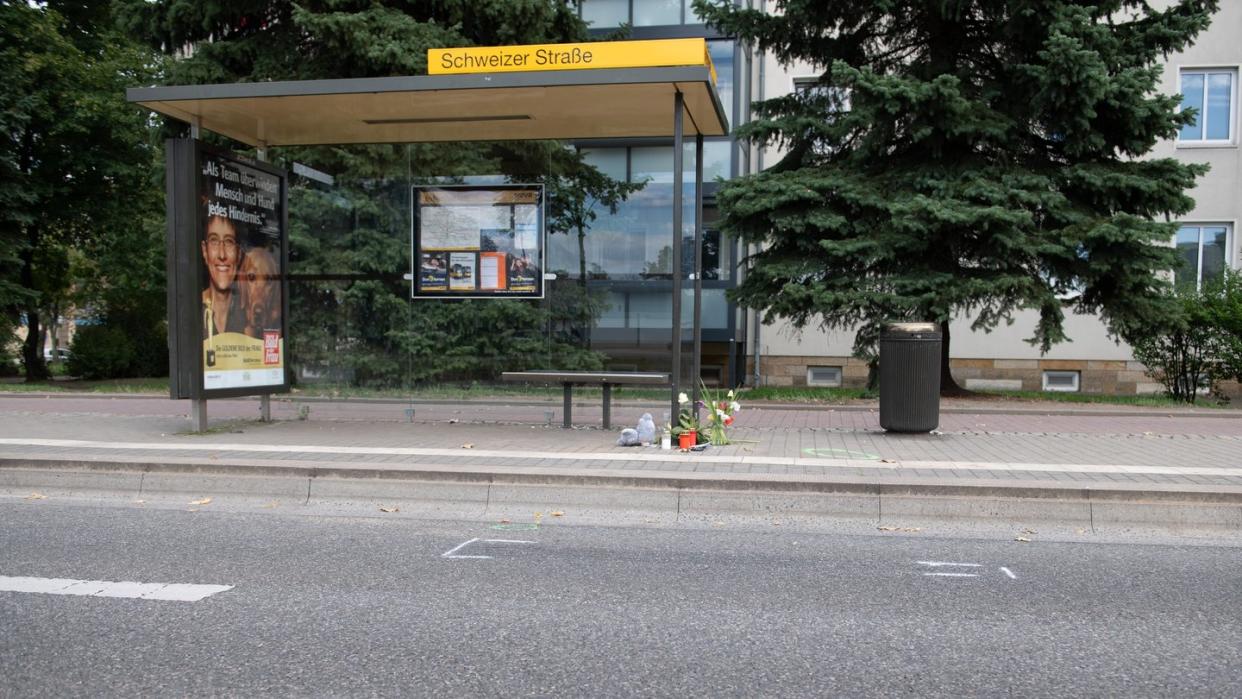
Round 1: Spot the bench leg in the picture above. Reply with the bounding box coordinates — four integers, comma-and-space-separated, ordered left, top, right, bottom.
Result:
602, 383, 612, 430
563, 383, 573, 429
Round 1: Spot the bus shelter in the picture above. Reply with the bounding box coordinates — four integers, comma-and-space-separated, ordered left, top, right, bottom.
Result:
128, 40, 729, 428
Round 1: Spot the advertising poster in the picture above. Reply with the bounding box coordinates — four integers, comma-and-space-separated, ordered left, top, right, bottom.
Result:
198, 147, 286, 392
412, 184, 544, 298
420, 252, 448, 291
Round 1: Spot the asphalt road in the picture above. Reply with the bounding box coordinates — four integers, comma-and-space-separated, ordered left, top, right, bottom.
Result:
2, 500, 1240, 697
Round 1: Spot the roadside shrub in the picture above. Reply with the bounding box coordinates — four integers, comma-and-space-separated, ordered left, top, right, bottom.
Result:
67, 325, 135, 380
1130, 281, 1239, 403
1204, 270, 1242, 388
0, 319, 18, 377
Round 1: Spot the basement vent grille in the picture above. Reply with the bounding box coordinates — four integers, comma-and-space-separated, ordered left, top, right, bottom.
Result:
807, 366, 843, 387
1042, 370, 1080, 392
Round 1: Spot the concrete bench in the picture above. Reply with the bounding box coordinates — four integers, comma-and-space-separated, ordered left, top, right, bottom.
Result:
500, 371, 671, 429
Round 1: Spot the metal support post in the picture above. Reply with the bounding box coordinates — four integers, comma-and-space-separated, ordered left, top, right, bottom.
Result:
257, 142, 270, 423
670, 91, 685, 424
191, 399, 208, 432
692, 133, 704, 415
602, 383, 612, 430
190, 116, 205, 431
563, 383, 573, 429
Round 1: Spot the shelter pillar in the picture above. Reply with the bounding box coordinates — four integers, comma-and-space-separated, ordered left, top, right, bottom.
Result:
692, 133, 703, 413
670, 92, 684, 424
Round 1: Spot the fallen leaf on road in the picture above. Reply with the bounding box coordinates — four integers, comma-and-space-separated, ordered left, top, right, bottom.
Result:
880, 459, 897, 464
24, 492, 47, 500
551, 511, 565, 517
133, 499, 146, 505
448, 419, 459, 424
534, 511, 544, 523
1015, 536, 1031, 542
461, 443, 474, 449
187, 508, 199, 512
1076, 528, 1087, 535
498, 518, 511, 524
189, 497, 212, 506
261, 501, 279, 509
379, 506, 399, 513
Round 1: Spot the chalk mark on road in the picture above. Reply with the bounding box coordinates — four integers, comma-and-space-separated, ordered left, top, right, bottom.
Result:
442, 538, 537, 560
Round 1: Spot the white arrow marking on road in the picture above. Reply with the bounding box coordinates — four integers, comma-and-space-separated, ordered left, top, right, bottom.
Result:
0, 575, 232, 601
441, 538, 537, 559
1000, 567, 1017, 579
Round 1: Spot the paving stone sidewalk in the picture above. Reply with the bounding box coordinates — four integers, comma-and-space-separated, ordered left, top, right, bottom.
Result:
2, 394, 1242, 491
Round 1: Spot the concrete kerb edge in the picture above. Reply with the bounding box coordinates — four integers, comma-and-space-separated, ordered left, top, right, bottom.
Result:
1, 457, 1239, 531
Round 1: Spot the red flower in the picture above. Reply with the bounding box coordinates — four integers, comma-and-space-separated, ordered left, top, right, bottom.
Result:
724, 415, 734, 426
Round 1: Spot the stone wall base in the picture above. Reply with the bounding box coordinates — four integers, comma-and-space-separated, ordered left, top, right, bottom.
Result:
746, 355, 1242, 397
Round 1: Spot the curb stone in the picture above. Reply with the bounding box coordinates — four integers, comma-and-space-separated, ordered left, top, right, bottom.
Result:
2, 457, 1239, 535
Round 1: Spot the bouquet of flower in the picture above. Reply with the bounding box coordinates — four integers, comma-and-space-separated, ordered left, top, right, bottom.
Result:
701, 382, 741, 446
673, 392, 701, 437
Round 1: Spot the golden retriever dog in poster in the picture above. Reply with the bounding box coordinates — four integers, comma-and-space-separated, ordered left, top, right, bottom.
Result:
239, 247, 279, 338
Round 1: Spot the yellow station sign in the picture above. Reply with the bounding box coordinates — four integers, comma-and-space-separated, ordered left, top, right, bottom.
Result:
429, 38, 715, 84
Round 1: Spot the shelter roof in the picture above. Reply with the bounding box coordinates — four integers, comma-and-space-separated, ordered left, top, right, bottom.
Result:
127, 67, 727, 147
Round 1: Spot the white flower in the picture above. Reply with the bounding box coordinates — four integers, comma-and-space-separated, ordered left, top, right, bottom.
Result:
678, 392, 689, 404
716, 408, 727, 419
729, 401, 741, 412
727, 389, 735, 398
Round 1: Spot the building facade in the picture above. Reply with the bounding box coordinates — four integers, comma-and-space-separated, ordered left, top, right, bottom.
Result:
575, 0, 1239, 395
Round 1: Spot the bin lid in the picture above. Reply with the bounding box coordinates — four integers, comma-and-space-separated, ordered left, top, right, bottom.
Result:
883, 322, 941, 339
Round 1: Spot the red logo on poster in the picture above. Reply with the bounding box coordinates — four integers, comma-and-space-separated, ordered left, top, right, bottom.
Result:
264, 331, 280, 365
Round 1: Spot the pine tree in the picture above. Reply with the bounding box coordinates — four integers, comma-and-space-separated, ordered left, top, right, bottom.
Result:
695, 0, 1217, 393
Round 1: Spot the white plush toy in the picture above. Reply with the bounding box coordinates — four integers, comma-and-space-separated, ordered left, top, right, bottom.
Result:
636, 413, 657, 444
616, 428, 640, 446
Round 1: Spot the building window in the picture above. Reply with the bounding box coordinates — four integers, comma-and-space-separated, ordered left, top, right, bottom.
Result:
581, 0, 711, 27
1175, 224, 1231, 290
806, 366, 843, 387
1042, 371, 1080, 393
1179, 69, 1236, 143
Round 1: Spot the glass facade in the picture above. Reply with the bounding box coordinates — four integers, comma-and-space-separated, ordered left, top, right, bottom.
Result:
581, 0, 712, 27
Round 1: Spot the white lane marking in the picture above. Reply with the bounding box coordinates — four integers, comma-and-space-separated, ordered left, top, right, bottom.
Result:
923, 573, 979, 578
916, 561, 983, 567
0, 575, 232, 601
1000, 567, 1017, 579
441, 537, 538, 559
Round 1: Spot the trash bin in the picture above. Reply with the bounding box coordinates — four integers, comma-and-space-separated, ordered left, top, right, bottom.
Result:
879, 322, 942, 433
